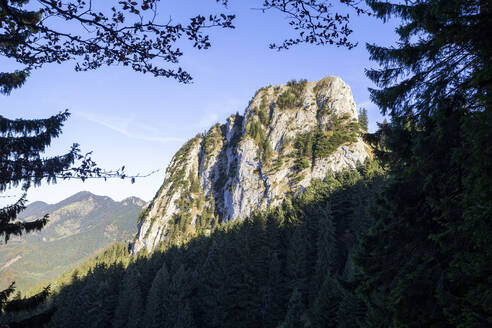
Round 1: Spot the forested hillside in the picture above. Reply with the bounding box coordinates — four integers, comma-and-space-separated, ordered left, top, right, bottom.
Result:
39, 160, 384, 328
0, 192, 144, 293
1, 0, 490, 326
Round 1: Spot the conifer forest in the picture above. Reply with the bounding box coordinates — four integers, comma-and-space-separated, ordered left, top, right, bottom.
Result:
1, 1, 491, 327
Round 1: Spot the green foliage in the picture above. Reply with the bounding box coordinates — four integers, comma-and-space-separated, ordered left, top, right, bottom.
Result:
113, 267, 144, 328
293, 157, 310, 171
295, 131, 315, 159
0, 1, 233, 326
354, 0, 492, 327
203, 124, 223, 156
286, 224, 309, 294
278, 288, 305, 328
196, 206, 215, 231
262, 139, 274, 164
313, 206, 336, 286
0, 0, 236, 87
174, 302, 197, 328
312, 276, 342, 328
165, 137, 201, 194
0, 193, 142, 296
0, 111, 74, 243
246, 119, 275, 164
39, 159, 385, 328
293, 116, 359, 172
358, 107, 368, 132
190, 173, 201, 193
142, 262, 170, 328
335, 290, 365, 328
246, 120, 265, 144
256, 95, 271, 126
277, 79, 308, 110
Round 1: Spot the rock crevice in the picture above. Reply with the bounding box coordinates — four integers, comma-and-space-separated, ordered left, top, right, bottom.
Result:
132, 76, 370, 253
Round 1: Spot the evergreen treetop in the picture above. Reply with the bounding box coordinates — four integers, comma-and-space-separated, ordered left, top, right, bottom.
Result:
355, 1, 492, 326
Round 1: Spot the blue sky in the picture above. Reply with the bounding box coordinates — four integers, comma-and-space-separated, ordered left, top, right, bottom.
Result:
1, 1, 400, 205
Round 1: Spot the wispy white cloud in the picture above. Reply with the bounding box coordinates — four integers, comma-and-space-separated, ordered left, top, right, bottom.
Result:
74, 111, 185, 144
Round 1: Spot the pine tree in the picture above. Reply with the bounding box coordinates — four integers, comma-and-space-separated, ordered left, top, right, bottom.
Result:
222, 246, 251, 327
112, 268, 144, 328
358, 107, 368, 132
285, 223, 309, 296
174, 302, 197, 328
312, 275, 342, 328
143, 263, 171, 328
313, 205, 336, 290
137, 252, 166, 301
125, 285, 144, 328
47, 272, 83, 328
196, 240, 226, 328
166, 265, 193, 328
0, 111, 75, 242
0, 110, 121, 325
278, 288, 305, 328
355, 0, 492, 326
263, 251, 284, 327
335, 290, 365, 328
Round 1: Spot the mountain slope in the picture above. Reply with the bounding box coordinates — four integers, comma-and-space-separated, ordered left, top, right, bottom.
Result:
0, 191, 145, 292
133, 76, 370, 253
46, 159, 386, 328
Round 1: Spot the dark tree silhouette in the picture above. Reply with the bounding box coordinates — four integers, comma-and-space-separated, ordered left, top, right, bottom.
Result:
1, 1, 370, 326
355, 0, 492, 326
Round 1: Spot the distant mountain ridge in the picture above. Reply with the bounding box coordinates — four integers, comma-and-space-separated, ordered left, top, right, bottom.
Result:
0, 191, 145, 292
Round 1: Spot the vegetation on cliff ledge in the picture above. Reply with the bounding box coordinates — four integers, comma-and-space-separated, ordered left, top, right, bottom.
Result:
31, 159, 385, 328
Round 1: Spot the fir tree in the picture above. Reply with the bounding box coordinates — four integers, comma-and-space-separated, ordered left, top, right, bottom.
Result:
1, 0, 211, 322
174, 302, 197, 328
1, 112, 74, 242
312, 275, 342, 328
285, 223, 309, 296
196, 240, 226, 328
142, 263, 171, 328
313, 204, 336, 289
278, 288, 305, 328
358, 107, 368, 132
335, 290, 365, 328
355, 0, 492, 326
263, 251, 284, 327
167, 265, 193, 328
0, 110, 130, 325
222, 235, 255, 328
112, 268, 144, 328
125, 286, 144, 328
17, 157, 385, 328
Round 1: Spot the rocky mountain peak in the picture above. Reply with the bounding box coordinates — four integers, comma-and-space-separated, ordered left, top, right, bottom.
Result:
120, 196, 146, 207
132, 76, 370, 253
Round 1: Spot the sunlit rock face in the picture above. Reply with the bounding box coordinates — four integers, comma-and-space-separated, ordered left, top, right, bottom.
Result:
132, 76, 370, 253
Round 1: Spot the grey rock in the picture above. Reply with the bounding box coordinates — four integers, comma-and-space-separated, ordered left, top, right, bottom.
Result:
132, 76, 370, 253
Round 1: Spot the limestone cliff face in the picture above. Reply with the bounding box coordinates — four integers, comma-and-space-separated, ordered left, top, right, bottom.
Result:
133, 76, 370, 253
